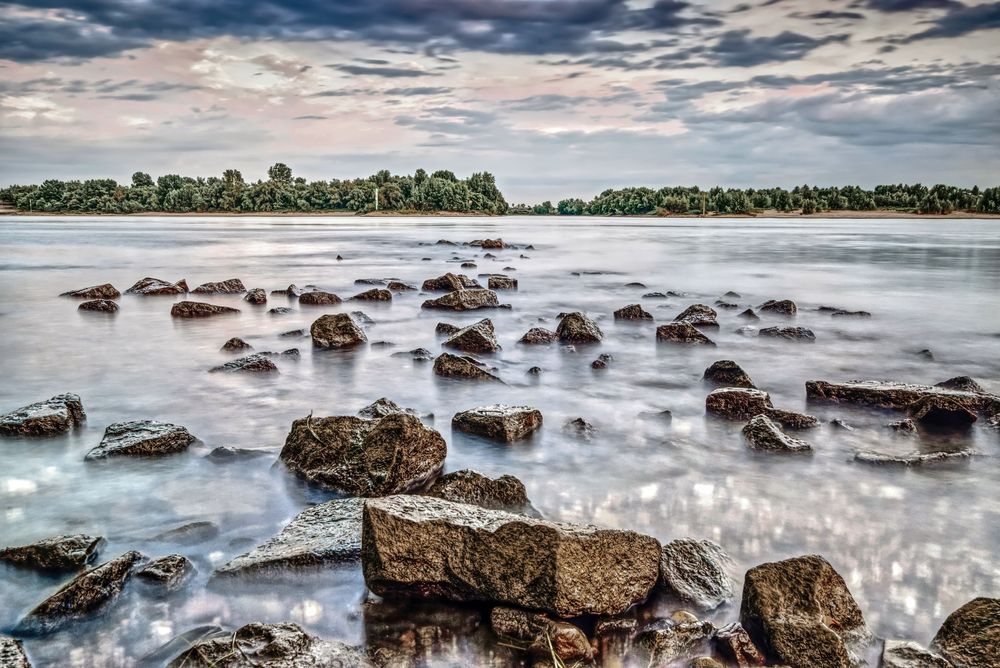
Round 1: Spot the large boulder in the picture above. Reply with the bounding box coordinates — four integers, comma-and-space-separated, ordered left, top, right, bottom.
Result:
703, 360, 755, 388
759, 326, 815, 341
421, 288, 499, 311
310, 313, 367, 348
15, 550, 145, 635
805, 380, 994, 412
614, 303, 653, 320
452, 404, 542, 442
442, 318, 501, 353
931, 597, 1000, 668
674, 304, 719, 328
125, 277, 187, 295
298, 290, 342, 305
361, 495, 662, 617
209, 353, 279, 373
759, 299, 797, 315
706, 388, 773, 420
0, 394, 85, 437
519, 327, 558, 344
192, 278, 246, 294
167, 622, 374, 668
170, 301, 240, 318
740, 555, 871, 668
658, 538, 735, 610
907, 395, 978, 429
556, 312, 603, 343
137, 554, 194, 592
0, 637, 30, 668
278, 413, 446, 496
881, 639, 952, 668
433, 353, 503, 382
60, 283, 120, 299
351, 288, 392, 301
0, 534, 104, 572
84, 420, 196, 460
214, 498, 364, 578
78, 299, 119, 313
742, 415, 812, 452
656, 322, 716, 345
424, 470, 540, 517
421, 273, 480, 292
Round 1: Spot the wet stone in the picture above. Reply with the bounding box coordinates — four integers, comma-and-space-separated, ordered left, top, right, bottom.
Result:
614, 303, 653, 320
908, 395, 978, 429
759, 326, 815, 342
703, 360, 755, 388
488, 276, 518, 290
170, 301, 240, 318
191, 278, 246, 294
310, 313, 367, 349
243, 288, 266, 304
742, 415, 813, 453
520, 327, 559, 344
931, 597, 1000, 668
125, 277, 187, 295
433, 353, 503, 383
0, 534, 104, 572
298, 290, 342, 305
0, 637, 30, 668
137, 554, 194, 592
61, 283, 121, 299
351, 288, 392, 301
443, 318, 501, 353
152, 521, 220, 545
706, 388, 773, 421
636, 619, 716, 667
556, 312, 603, 343
436, 322, 460, 336
659, 538, 736, 610
425, 470, 541, 517
452, 404, 543, 442
209, 353, 279, 373
738, 308, 760, 321
221, 337, 252, 352
806, 379, 995, 412
0, 393, 86, 437
854, 449, 974, 467
421, 272, 481, 292
85, 420, 196, 460
674, 304, 719, 328
78, 299, 119, 313
657, 322, 716, 345
421, 288, 500, 311
387, 281, 416, 291
714, 622, 766, 667
935, 376, 986, 393
268, 306, 294, 315
881, 639, 952, 668
759, 299, 797, 315
358, 397, 417, 420
205, 447, 268, 464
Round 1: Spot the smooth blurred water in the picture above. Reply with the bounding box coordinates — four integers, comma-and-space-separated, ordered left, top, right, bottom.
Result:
1, 215, 998, 667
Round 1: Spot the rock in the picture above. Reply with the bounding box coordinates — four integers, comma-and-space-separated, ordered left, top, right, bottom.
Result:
358, 397, 416, 419
421, 272, 481, 291
350, 310, 375, 324
435, 322, 460, 336
137, 554, 193, 592
387, 281, 416, 292
310, 313, 367, 348
279, 328, 306, 338
209, 353, 279, 373
78, 298, 119, 313
362, 495, 662, 617
527, 366, 542, 375
592, 353, 613, 369
152, 521, 220, 545
425, 470, 540, 517
766, 408, 820, 430
0, 393, 86, 437
759, 326, 815, 341
656, 322, 716, 345
931, 597, 1000, 668
354, 278, 391, 285
528, 621, 594, 665
916, 348, 935, 360
636, 619, 715, 666
1, 534, 104, 572
140, 626, 229, 666
519, 327, 558, 344
214, 498, 365, 578
659, 538, 736, 610
170, 301, 240, 318
740, 554, 871, 668
422, 288, 499, 311
488, 276, 518, 290
564, 417, 597, 439
556, 312, 603, 343
298, 290, 342, 305
614, 303, 653, 320
461, 261, 476, 268
125, 277, 187, 295
85, 420, 196, 459
0, 637, 31, 668
392, 347, 434, 362
221, 337, 252, 352
703, 360, 755, 388
351, 288, 392, 301
889, 418, 919, 433
625, 282, 647, 288
278, 412, 446, 496
674, 304, 719, 328
714, 622, 767, 667
452, 404, 543, 442
644, 292, 669, 299
881, 639, 952, 668
167, 622, 374, 668
759, 299, 797, 316
15, 550, 145, 635
205, 447, 268, 464
935, 376, 986, 393
479, 238, 504, 249
908, 395, 978, 429
433, 353, 503, 382
830, 418, 855, 431
691, 658, 725, 668
443, 318, 501, 353
271, 284, 300, 297
192, 278, 246, 294
268, 306, 293, 315
243, 288, 266, 304
706, 388, 773, 421
831, 310, 871, 318
736, 325, 759, 337
61, 283, 120, 299
491, 606, 553, 640
854, 449, 974, 467
742, 415, 813, 453
805, 380, 995, 412
738, 308, 760, 321
639, 409, 673, 423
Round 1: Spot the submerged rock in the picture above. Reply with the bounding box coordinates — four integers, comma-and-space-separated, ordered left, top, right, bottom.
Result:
831, 309, 871, 318
125, 277, 187, 295
0, 534, 104, 572
556, 312, 603, 343
931, 597, 1000, 668
759, 299, 797, 316
759, 326, 815, 341
271, 284, 301, 297
205, 447, 268, 464
298, 290, 342, 305
392, 347, 434, 362
243, 288, 267, 305
421, 272, 481, 292
433, 353, 503, 382
614, 303, 653, 320
15, 550, 145, 635
488, 276, 518, 290
85, 420, 196, 460
674, 304, 719, 328
210, 353, 279, 373
278, 413, 446, 496
0, 393, 85, 437
855, 449, 974, 467
268, 306, 294, 315
386, 281, 416, 292
152, 521, 220, 545
452, 404, 542, 442
435, 322, 460, 336
78, 299, 120, 313
659, 538, 735, 610
137, 554, 193, 592
351, 288, 392, 301
908, 395, 978, 429
703, 360, 755, 388
805, 379, 994, 412
740, 554, 871, 668
215, 498, 365, 578
167, 622, 374, 668
310, 313, 367, 348
362, 495, 661, 617
191, 278, 246, 294
421, 288, 499, 311
519, 327, 558, 344
0, 637, 30, 668
766, 408, 820, 430
706, 388, 772, 421
221, 337, 252, 352
742, 415, 813, 453
443, 318, 501, 353
61, 283, 121, 299
170, 301, 240, 318
425, 470, 540, 517
591, 352, 613, 369
881, 639, 952, 668
656, 322, 716, 345
738, 308, 761, 321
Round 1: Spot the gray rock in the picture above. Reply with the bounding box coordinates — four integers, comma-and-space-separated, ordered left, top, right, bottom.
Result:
137, 554, 194, 592
806, 379, 997, 412
831, 309, 871, 318
425, 470, 540, 517
191, 278, 246, 294
435, 322, 460, 336
931, 597, 1000, 668
564, 417, 597, 439
443, 318, 501, 353
268, 306, 294, 315
592, 352, 613, 369
270, 284, 300, 297
0, 534, 104, 572
78, 299, 119, 313
170, 301, 240, 318
0, 393, 85, 437
392, 347, 434, 362
362, 495, 662, 617
152, 521, 220, 545
556, 312, 603, 343
433, 353, 503, 382
519, 327, 559, 344
614, 303, 653, 320
656, 322, 716, 345
452, 404, 542, 442
205, 447, 268, 464
659, 538, 736, 610
60, 283, 121, 299
706, 388, 773, 421
759, 299, 797, 315
855, 448, 975, 467
279, 328, 306, 338
209, 353, 279, 373
766, 408, 820, 430
738, 308, 760, 321
703, 360, 755, 388
488, 276, 518, 290
351, 288, 392, 301
243, 288, 267, 304
0, 637, 31, 668
421, 288, 499, 311
759, 326, 815, 341
298, 290, 342, 305
310, 313, 367, 348
881, 639, 952, 668
85, 420, 196, 460
742, 415, 813, 452
387, 281, 416, 291
674, 304, 719, 328
125, 277, 187, 295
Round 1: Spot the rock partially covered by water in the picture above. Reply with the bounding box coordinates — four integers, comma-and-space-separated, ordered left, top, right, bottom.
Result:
433, 353, 503, 382
310, 313, 367, 348
271, 284, 301, 297
137, 554, 193, 592
714, 622, 767, 667
1, 534, 104, 572
78, 299, 119, 313
243, 288, 266, 305
806, 379, 994, 412
15, 550, 145, 635
759, 326, 815, 341
210, 353, 279, 373
740, 554, 871, 668
125, 277, 187, 295
759, 299, 797, 315
706, 388, 772, 420
742, 415, 813, 453
881, 639, 952, 668
61, 283, 120, 299
421, 288, 499, 311
488, 276, 518, 290
358, 397, 416, 420
425, 470, 540, 517
635, 618, 716, 667
443, 318, 500, 353
556, 312, 603, 343
421, 272, 481, 292
452, 404, 542, 442
931, 597, 1000, 668
214, 498, 365, 578
192, 278, 246, 294
0, 393, 85, 437
935, 376, 986, 393
614, 303, 653, 320
703, 360, 755, 388
351, 288, 392, 301
492, 608, 593, 665
739, 308, 760, 321
435, 322, 460, 336
387, 281, 416, 292
170, 301, 240, 318
298, 290, 342, 306
674, 304, 719, 328
167, 622, 374, 668
659, 538, 735, 610
221, 337, 252, 352
278, 413, 446, 496
519, 327, 558, 344
656, 322, 716, 345
362, 495, 661, 617
908, 395, 978, 429
85, 420, 196, 460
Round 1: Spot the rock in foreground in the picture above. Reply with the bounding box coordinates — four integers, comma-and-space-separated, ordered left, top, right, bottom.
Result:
442, 318, 501, 353
0, 637, 30, 668
1, 534, 104, 572
556, 312, 603, 343
362, 495, 661, 617
85, 420, 195, 460
170, 301, 240, 318
452, 404, 542, 442
659, 538, 735, 610
0, 393, 85, 437
931, 597, 1000, 668
424, 470, 540, 517
310, 313, 367, 348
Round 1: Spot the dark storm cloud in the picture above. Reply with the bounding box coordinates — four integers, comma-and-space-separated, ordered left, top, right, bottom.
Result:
901, 1, 1000, 40
707, 29, 850, 66
864, 0, 960, 11
792, 10, 867, 20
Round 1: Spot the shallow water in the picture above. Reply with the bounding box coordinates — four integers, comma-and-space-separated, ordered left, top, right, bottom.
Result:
1, 215, 998, 667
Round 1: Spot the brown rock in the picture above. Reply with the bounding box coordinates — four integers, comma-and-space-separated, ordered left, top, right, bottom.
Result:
659, 538, 736, 610
908, 395, 978, 429
433, 353, 503, 382
424, 470, 540, 516
351, 288, 392, 301
1, 534, 104, 572
298, 290, 342, 305
488, 276, 518, 290
0, 393, 86, 437
706, 388, 773, 420
358, 397, 417, 420
759, 299, 797, 315
556, 312, 603, 343
931, 597, 1000, 668
61, 283, 120, 299
436, 322, 460, 336
656, 322, 716, 345
443, 318, 501, 353
170, 301, 240, 318
742, 415, 813, 453
137, 554, 194, 592
421, 273, 481, 291
243, 288, 267, 305
614, 303, 653, 320
310, 313, 367, 348
636, 619, 715, 666
85, 420, 196, 459
481, 238, 505, 249
221, 337, 252, 352
192, 278, 246, 294
759, 326, 815, 341
806, 380, 994, 412
519, 327, 558, 344
881, 639, 951, 668
935, 376, 986, 393
674, 304, 719, 328
78, 299, 119, 313
452, 404, 543, 442
125, 277, 187, 295
422, 288, 499, 311
703, 360, 755, 388
209, 353, 279, 373
714, 622, 767, 667
387, 281, 416, 291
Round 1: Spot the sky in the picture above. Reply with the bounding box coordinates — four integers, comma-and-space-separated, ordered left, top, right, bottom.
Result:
1, 0, 998, 201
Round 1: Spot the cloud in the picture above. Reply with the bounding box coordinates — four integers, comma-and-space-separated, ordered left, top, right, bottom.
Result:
901, 1, 1000, 40
382, 86, 453, 95
292, 114, 327, 120
331, 64, 439, 78
865, 0, 960, 11
792, 11, 867, 20
706, 29, 850, 67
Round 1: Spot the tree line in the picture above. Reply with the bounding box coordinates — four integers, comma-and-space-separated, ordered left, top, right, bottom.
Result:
2, 168, 998, 215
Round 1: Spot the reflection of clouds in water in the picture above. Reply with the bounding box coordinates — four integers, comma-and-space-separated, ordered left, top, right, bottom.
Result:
4, 478, 38, 494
